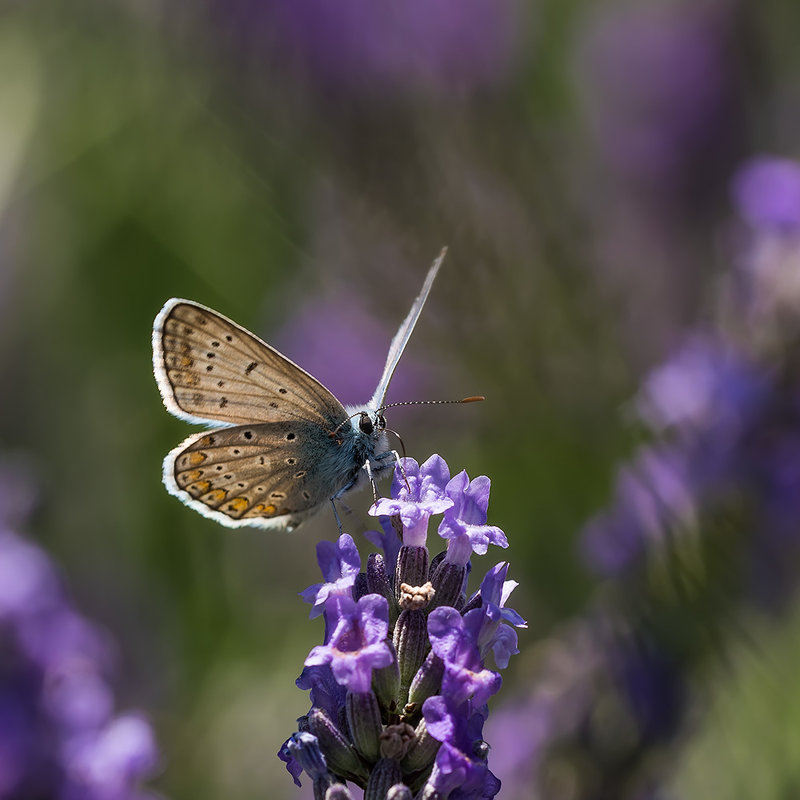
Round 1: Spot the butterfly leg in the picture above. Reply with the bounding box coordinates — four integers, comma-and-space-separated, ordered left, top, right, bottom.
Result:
362, 458, 383, 504
329, 498, 345, 535
330, 481, 361, 535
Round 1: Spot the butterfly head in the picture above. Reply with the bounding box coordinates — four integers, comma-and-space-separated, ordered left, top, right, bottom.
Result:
357, 410, 386, 437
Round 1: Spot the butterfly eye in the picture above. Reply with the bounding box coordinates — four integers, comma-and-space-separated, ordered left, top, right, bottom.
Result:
358, 412, 374, 435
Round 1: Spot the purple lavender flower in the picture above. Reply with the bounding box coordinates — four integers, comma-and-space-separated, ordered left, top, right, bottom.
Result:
438, 471, 508, 563
295, 662, 347, 733
300, 533, 362, 619
427, 607, 502, 707
467, 562, 526, 669
370, 456, 453, 546
305, 595, 393, 694
277, 736, 304, 788
0, 460, 160, 799
287, 453, 518, 796
423, 696, 500, 799
364, 516, 402, 577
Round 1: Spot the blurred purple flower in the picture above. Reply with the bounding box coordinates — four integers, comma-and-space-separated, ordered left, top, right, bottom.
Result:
578, 1, 740, 199
0, 460, 160, 799
225, 0, 524, 95
732, 156, 800, 230
273, 289, 430, 409
581, 444, 697, 575
729, 155, 800, 332
305, 595, 393, 694
637, 333, 767, 434
63, 714, 159, 800
485, 617, 685, 800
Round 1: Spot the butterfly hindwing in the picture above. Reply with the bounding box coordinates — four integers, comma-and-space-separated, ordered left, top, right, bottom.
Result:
153, 299, 348, 427
164, 421, 349, 531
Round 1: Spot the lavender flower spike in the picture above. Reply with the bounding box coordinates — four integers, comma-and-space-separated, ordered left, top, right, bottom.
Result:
288, 453, 520, 796
370, 456, 453, 546
305, 594, 394, 694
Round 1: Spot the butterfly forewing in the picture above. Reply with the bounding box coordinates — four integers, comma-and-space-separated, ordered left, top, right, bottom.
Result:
154, 300, 348, 427
165, 421, 344, 530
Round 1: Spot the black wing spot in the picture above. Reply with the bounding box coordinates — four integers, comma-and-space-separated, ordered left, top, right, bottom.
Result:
294, 471, 307, 479
286, 433, 295, 441
225, 474, 232, 480
245, 362, 257, 374
207, 435, 216, 445
216, 465, 224, 471
207, 352, 216, 359
182, 325, 193, 335
196, 315, 207, 326
243, 431, 253, 440
259, 456, 265, 465
278, 388, 288, 394
206, 365, 214, 372
211, 341, 220, 347
217, 380, 225, 387
271, 491, 286, 499
269, 402, 278, 409
286, 457, 296, 465
219, 397, 228, 408
238, 482, 245, 488
302, 491, 311, 500
225, 334, 233, 342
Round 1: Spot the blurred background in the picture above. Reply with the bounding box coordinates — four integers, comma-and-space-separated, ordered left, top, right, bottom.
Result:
2, 0, 800, 797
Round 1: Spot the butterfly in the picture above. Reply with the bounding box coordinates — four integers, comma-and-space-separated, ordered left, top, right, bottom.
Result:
153, 248, 448, 532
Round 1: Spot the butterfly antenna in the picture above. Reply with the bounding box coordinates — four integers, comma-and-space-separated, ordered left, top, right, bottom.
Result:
377, 396, 485, 413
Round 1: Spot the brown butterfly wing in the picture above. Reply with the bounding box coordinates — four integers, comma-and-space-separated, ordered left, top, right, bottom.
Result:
153, 299, 347, 427
164, 419, 352, 531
